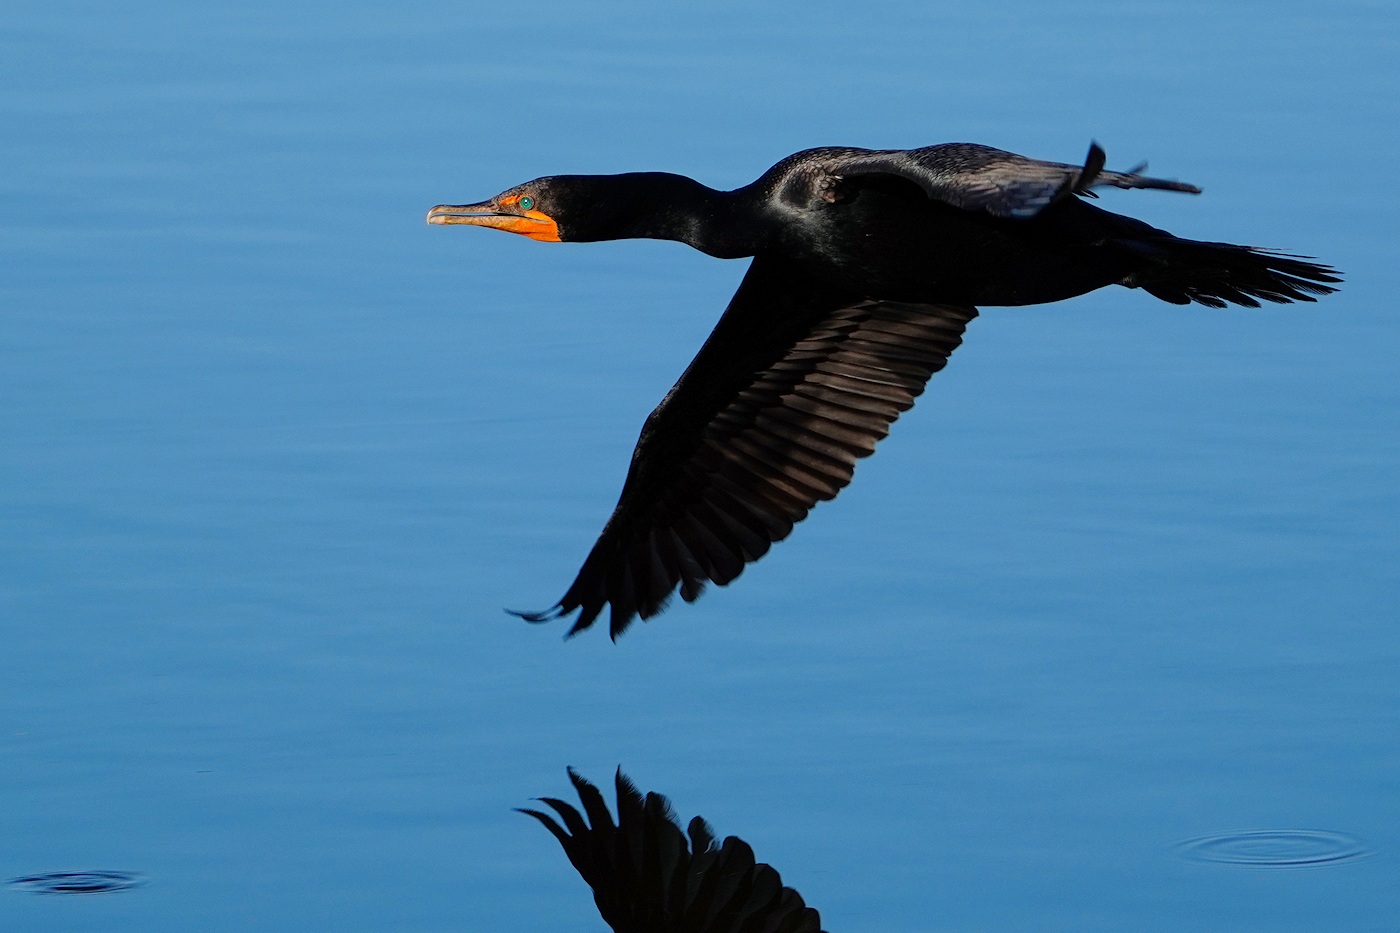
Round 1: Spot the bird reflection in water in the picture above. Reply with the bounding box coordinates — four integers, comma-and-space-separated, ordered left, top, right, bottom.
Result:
520, 769, 824, 933
430, 142, 1340, 638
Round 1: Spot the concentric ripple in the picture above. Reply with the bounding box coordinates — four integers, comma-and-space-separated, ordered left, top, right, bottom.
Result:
8, 870, 146, 895
1175, 830, 1369, 868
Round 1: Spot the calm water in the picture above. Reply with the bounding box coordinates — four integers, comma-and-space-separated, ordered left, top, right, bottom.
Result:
3, 2, 1397, 931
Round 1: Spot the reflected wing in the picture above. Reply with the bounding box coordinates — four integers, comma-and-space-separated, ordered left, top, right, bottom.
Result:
517, 254, 977, 638
836, 142, 1201, 219
519, 769, 826, 933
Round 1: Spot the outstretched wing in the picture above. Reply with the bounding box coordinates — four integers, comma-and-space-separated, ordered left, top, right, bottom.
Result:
516, 254, 977, 638
834, 142, 1201, 219
519, 769, 826, 933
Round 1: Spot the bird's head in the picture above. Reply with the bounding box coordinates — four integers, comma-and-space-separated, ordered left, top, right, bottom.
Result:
427, 178, 565, 242
428, 172, 732, 248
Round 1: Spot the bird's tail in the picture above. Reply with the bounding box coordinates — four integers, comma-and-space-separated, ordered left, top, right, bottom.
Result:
1116, 235, 1341, 309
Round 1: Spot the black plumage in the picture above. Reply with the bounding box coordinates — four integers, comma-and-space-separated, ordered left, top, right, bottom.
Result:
519, 769, 825, 933
428, 142, 1341, 638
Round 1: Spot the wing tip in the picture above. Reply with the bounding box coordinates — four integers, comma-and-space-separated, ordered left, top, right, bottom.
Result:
507, 604, 563, 624
1080, 140, 1203, 196
507, 600, 617, 640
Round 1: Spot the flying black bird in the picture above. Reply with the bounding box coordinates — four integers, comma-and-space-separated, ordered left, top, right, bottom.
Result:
519, 769, 824, 933
429, 142, 1340, 638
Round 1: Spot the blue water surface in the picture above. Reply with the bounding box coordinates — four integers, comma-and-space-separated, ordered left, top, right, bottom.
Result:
3, 2, 1397, 931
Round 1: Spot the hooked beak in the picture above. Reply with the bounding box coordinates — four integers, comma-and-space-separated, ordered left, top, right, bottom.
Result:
426, 201, 561, 242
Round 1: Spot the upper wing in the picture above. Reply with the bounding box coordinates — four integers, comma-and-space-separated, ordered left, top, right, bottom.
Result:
835, 142, 1201, 219
516, 254, 977, 638
519, 769, 826, 933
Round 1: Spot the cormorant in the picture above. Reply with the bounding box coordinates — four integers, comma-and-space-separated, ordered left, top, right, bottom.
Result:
520, 768, 824, 933
428, 142, 1340, 639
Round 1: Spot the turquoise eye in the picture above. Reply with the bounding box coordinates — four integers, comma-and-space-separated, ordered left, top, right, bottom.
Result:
519, 196, 535, 211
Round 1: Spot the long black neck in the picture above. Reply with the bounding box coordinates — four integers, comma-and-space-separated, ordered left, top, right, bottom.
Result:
556, 173, 762, 259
